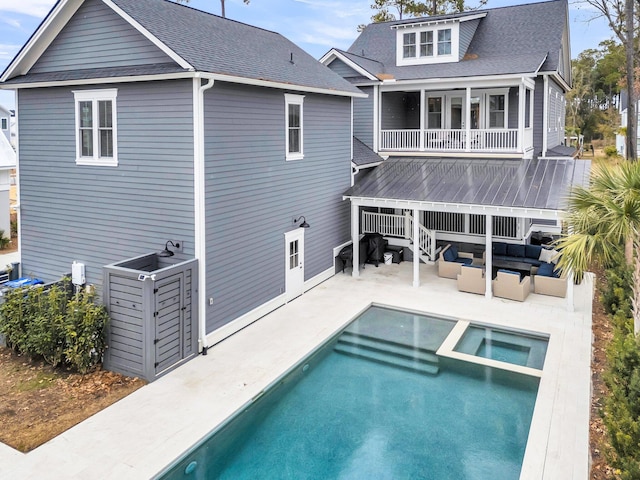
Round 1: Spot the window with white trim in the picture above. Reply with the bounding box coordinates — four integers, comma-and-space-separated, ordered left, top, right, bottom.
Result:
488, 94, 506, 128
73, 89, 117, 166
396, 24, 458, 66
427, 97, 442, 128
403, 32, 416, 58
285, 94, 304, 161
1, 118, 7, 130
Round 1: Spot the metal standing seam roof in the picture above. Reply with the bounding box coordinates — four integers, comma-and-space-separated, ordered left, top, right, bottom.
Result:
344, 0, 567, 82
344, 157, 591, 213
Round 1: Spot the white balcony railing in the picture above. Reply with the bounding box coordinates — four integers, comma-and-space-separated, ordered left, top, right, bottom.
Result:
380, 128, 521, 152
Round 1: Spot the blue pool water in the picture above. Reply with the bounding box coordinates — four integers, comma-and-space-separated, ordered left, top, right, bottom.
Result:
158, 307, 540, 480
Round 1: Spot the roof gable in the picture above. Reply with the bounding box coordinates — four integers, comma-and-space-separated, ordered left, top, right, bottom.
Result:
2, 0, 363, 97
30, 0, 175, 75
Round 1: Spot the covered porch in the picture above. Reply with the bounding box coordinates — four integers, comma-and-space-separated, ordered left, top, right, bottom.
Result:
344, 156, 591, 305
379, 80, 535, 156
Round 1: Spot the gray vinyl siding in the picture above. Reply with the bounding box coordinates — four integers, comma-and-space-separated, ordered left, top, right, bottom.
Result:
547, 78, 564, 148
30, 0, 173, 74
17, 79, 195, 291
203, 82, 351, 333
459, 19, 480, 60
533, 77, 544, 155
327, 59, 362, 79
508, 87, 518, 129
354, 86, 374, 149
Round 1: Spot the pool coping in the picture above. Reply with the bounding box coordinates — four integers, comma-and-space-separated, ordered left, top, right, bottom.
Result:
0, 262, 593, 479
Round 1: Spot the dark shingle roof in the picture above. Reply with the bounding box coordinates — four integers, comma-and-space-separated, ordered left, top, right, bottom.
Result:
346, 0, 567, 81
353, 137, 383, 167
344, 156, 591, 212
109, 0, 361, 95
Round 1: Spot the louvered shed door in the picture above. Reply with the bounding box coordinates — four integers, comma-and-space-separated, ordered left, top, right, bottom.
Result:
153, 273, 184, 374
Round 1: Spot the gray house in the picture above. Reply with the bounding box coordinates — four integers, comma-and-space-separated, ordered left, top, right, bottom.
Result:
321, 0, 589, 297
0, 0, 363, 376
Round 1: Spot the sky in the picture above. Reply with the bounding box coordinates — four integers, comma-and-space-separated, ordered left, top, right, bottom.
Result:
0, 0, 615, 109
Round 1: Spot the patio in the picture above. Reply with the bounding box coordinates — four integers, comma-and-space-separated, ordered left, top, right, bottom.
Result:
0, 261, 592, 479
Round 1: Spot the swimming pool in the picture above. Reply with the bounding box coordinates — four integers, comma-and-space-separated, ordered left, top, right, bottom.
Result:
156, 306, 544, 479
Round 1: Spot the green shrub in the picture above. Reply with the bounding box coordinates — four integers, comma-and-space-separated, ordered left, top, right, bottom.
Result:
601, 260, 634, 332
0, 279, 109, 373
0, 229, 10, 250
604, 145, 620, 157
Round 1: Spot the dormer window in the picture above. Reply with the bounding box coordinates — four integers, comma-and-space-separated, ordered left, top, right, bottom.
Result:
396, 23, 459, 66
403, 33, 416, 58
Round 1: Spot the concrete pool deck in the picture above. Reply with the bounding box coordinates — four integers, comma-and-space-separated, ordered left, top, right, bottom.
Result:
0, 261, 593, 479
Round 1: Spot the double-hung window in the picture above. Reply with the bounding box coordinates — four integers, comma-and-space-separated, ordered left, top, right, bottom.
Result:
1, 118, 7, 130
420, 31, 433, 57
437, 29, 452, 55
285, 94, 304, 161
403, 32, 416, 58
488, 94, 506, 128
73, 89, 118, 166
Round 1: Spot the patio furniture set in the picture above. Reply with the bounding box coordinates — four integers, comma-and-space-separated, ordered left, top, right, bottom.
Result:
438, 243, 567, 301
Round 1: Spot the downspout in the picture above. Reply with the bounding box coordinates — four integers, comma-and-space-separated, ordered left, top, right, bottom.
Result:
194, 75, 215, 354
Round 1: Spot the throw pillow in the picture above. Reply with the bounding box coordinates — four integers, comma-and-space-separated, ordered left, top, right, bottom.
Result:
538, 248, 554, 263
537, 262, 553, 277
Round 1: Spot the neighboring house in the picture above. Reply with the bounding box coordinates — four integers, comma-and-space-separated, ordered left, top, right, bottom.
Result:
0, 0, 363, 372
616, 91, 640, 157
0, 105, 10, 143
321, 0, 590, 295
0, 105, 15, 239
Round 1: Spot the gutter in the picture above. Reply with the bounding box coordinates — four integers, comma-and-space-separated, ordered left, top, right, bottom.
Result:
194, 74, 215, 354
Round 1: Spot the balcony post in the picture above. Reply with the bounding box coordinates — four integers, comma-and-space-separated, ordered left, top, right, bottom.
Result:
465, 87, 471, 152
518, 81, 525, 153
351, 202, 360, 278
419, 90, 425, 151
485, 214, 493, 299
413, 207, 420, 287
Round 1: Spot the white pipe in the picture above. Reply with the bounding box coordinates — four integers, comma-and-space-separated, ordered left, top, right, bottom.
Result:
194, 75, 215, 353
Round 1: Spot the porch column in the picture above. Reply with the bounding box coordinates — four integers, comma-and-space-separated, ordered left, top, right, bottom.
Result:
413, 207, 420, 287
465, 87, 471, 152
485, 214, 493, 299
419, 90, 425, 151
351, 202, 360, 278
518, 81, 525, 153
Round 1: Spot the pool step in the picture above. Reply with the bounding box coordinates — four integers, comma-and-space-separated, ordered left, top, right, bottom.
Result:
334, 332, 440, 376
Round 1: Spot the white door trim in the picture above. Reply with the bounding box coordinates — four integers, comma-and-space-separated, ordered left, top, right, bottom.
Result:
284, 229, 305, 301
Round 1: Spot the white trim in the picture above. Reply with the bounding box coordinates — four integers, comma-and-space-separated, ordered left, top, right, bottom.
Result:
14, 89, 22, 260
1, 71, 366, 99
542, 75, 549, 157
373, 84, 379, 152
285, 93, 304, 161
390, 12, 486, 29
319, 49, 378, 81
194, 76, 215, 353
396, 24, 459, 66
73, 88, 118, 166
0, 0, 84, 82
377, 74, 538, 91
346, 196, 564, 221
102, 0, 193, 70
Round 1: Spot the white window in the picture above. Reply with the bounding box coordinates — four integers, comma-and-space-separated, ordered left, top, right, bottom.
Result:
437, 29, 452, 55
427, 97, 442, 128
285, 94, 304, 161
396, 24, 459, 66
73, 89, 118, 166
420, 31, 433, 57
403, 32, 416, 58
488, 94, 506, 128
1, 118, 7, 130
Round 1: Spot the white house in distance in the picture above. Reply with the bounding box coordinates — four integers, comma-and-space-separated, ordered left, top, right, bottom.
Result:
0, 104, 15, 239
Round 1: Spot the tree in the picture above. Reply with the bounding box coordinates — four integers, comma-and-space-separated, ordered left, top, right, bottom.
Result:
580, 0, 637, 160
173, 0, 250, 18
556, 161, 640, 333
368, 0, 486, 22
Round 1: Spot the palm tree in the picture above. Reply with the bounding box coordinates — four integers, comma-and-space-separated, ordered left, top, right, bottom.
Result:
556, 160, 640, 333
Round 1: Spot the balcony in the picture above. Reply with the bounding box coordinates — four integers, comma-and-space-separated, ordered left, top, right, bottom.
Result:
380, 128, 529, 153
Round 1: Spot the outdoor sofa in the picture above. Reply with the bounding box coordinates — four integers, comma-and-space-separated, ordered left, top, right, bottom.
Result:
438, 244, 474, 279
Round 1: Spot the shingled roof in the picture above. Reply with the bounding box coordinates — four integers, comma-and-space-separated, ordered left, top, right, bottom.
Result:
2, 0, 362, 97
342, 0, 568, 82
